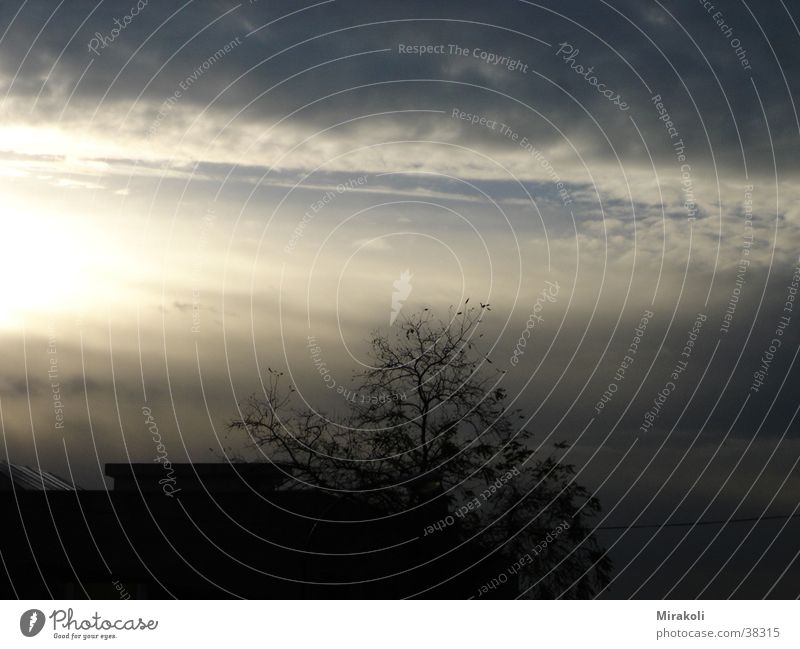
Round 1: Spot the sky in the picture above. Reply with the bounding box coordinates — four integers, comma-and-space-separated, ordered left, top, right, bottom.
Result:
1, 0, 800, 596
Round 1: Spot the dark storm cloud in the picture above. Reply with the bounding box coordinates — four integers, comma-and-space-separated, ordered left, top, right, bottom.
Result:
1, 0, 797, 177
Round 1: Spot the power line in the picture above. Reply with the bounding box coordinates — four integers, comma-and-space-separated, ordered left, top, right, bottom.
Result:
593, 512, 800, 531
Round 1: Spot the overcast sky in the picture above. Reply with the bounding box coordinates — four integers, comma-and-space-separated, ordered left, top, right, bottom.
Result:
1, 0, 799, 596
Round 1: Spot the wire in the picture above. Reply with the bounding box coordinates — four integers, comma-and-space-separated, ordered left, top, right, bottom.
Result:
592, 512, 800, 531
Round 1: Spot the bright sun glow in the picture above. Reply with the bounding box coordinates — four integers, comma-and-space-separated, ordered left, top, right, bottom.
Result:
0, 204, 86, 329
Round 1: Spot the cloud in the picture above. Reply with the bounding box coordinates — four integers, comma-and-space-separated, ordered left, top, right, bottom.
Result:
0, 0, 795, 181
352, 237, 392, 251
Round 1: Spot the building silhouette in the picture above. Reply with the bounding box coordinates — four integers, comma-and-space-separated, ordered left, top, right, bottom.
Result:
0, 461, 512, 599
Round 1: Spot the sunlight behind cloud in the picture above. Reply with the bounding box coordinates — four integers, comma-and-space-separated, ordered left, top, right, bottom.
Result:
0, 201, 107, 329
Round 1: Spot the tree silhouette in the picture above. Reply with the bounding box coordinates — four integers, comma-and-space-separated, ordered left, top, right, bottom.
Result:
229, 306, 610, 597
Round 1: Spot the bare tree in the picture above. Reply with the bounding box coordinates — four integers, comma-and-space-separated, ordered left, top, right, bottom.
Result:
229, 305, 610, 597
